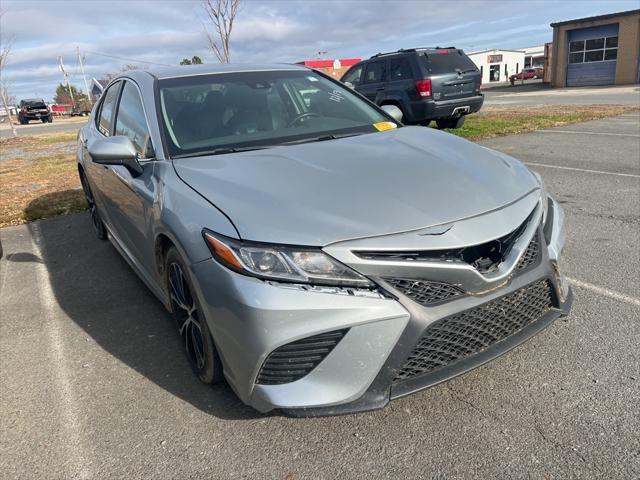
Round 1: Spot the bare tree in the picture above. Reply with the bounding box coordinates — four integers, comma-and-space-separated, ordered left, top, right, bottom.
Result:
202, 0, 240, 63
0, 9, 18, 137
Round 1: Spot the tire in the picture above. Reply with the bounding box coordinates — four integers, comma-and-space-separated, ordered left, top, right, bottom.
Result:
420, 120, 431, 127
47, 117, 53, 123
436, 116, 466, 129
79, 169, 108, 240
166, 247, 224, 384
41, 118, 47, 123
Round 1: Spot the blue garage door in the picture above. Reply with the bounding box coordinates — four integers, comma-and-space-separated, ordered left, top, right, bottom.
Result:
567, 24, 618, 87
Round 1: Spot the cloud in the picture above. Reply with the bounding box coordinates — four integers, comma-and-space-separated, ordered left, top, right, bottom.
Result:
0, 0, 633, 100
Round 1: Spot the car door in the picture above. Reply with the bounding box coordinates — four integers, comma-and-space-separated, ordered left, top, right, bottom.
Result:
83, 81, 122, 221
99, 79, 158, 278
356, 60, 387, 104
387, 56, 415, 108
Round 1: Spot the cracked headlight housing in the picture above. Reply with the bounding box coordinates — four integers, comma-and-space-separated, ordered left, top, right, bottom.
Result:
203, 230, 373, 287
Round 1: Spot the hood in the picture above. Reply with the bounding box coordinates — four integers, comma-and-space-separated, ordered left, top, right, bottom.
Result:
173, 126, 539, 246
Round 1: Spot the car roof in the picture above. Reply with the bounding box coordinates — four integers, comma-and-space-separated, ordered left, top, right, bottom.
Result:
144, 62, 308, 80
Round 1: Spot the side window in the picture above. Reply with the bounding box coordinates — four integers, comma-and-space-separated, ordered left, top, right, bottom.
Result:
342, 65, 363, 85
114, 81, 153, 158
97, 82, 121, 136
363, 61, 386, 84
389, 58, 412, 80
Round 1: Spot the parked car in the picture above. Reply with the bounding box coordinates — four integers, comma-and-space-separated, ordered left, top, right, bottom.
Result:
340, 47, 483, 129
509, 67, 543, 84
18, 98, 53, 124
78, 64, 572, 415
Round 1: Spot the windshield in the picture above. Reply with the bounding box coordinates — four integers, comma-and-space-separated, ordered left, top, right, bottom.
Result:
158, 70, 394, 157
20, 99, 46, 108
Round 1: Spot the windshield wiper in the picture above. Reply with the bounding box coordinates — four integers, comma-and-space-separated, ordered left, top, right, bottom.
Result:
282, 132, 366, 146
172, 145, 271, 159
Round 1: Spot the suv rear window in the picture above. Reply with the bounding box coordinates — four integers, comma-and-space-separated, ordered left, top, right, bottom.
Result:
421, 50, 477, 75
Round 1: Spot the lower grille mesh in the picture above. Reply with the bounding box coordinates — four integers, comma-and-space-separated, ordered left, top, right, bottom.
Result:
394, 280, 553, 382
385, 278, 464, 306
256, 329, 348, 385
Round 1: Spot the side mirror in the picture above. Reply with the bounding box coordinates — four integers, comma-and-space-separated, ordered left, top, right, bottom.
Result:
381, 104, 403, 123
87, 136, 143, 176
344, 81, 355, 89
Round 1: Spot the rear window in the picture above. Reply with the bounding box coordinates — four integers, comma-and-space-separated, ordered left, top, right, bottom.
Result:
421, 50, 477, 75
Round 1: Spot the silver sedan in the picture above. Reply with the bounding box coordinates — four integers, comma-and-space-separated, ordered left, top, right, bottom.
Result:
77, 63, 572, 415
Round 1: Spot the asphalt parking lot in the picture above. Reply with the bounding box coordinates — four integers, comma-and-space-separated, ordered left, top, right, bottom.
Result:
1, 113, 639, 479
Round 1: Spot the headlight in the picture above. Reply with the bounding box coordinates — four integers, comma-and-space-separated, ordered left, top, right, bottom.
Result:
202, 230, 373, 287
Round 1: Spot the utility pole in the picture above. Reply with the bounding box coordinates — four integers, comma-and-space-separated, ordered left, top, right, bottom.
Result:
58, 56, 75, 108
77, 46, 92, 105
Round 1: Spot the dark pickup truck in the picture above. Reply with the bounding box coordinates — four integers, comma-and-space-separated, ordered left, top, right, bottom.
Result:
18, 98, 53, 124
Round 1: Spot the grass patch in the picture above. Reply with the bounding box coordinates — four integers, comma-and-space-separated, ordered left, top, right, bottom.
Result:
440, 104, 640, 140
0, 134, 86, 227
24, 190, 87, 222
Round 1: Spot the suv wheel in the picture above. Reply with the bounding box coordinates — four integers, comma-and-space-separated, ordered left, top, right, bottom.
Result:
166, 247, 224, 384
436, 116, 466, 129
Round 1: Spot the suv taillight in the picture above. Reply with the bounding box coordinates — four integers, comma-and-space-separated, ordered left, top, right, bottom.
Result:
415, 78, 432, 98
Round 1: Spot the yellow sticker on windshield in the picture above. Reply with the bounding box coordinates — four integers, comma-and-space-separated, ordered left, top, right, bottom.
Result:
373, 122, 397, 132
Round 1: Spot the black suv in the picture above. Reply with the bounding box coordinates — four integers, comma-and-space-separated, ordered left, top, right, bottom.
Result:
18, 98, 53, 124
341, 48, 483, 129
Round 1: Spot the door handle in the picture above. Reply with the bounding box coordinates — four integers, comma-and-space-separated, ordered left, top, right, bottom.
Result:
376, 87, 385, 91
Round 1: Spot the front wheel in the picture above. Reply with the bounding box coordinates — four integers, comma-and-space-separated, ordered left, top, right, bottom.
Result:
166, 247, 223, 384
79, 170, 107, 240
436, 116, 466, 129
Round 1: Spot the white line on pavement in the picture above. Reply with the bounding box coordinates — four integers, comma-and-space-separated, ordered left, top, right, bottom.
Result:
524, 162, 640, 178
567, 276, 640, 307
536, 130, 640, 137
30, 223, 94, 480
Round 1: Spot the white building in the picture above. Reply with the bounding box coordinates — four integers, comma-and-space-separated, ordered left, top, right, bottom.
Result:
517, 45, 546, 68
467, 49, 525, 84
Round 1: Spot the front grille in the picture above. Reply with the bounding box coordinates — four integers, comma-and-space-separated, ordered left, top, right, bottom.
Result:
393, 280, 553, 382
516, 233, 540, 271
385, 278, 464, 306
355, 208, 536, 274
256, 329, 348, 385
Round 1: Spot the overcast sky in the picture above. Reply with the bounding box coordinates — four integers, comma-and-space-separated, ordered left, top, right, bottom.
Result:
1, 0, 637, 101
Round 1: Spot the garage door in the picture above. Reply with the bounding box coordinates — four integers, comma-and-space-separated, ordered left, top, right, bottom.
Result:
566, 24, 618, 87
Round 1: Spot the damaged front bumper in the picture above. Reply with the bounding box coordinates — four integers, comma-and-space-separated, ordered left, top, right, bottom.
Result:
192, 191, 572, 415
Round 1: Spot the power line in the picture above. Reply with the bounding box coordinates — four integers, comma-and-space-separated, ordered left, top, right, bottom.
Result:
84, 50, 173, 67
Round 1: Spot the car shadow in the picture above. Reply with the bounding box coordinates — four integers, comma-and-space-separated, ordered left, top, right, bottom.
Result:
28, 209, 265, 420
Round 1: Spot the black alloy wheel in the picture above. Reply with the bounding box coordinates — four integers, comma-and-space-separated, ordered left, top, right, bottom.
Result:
79, 171, 107, 240
166, 247, 222, 384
